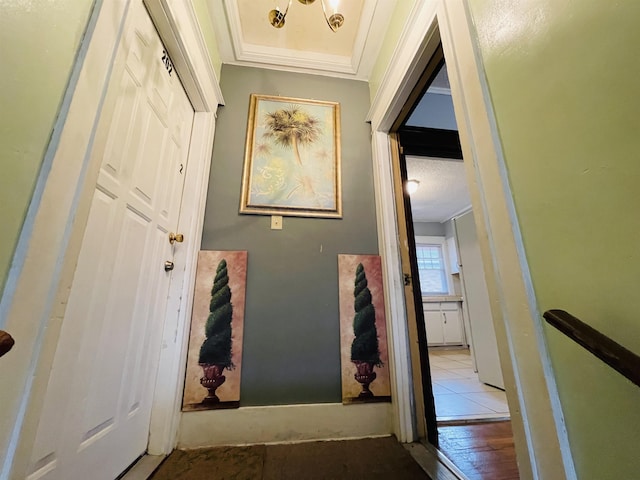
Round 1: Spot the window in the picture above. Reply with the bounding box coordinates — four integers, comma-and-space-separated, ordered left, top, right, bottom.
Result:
415, 240, 449, 296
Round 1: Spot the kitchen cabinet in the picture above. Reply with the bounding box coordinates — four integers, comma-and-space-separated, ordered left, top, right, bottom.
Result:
423, 300, 464, 345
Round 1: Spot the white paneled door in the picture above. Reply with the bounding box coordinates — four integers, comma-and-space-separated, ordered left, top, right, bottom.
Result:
27, 3, 194, 479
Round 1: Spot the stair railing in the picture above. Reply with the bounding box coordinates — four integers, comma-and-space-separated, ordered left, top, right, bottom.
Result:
543, 309, 640, 387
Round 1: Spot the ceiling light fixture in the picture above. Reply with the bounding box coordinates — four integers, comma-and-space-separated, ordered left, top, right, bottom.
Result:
269, 0, 344, 32
406, 179, 420, 195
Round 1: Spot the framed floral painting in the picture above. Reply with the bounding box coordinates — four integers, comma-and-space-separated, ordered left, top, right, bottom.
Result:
239, 94, 342, 218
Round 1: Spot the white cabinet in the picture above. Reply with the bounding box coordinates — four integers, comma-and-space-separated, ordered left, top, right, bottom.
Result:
423, 301, 464, 345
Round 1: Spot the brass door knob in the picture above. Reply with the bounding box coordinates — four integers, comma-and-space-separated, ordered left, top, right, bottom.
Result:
168, 232, 184, 245
0, 330, 15, 357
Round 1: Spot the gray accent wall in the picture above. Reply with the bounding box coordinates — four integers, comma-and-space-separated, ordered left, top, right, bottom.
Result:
200, 65, 378, 406
413, 221, 445, 237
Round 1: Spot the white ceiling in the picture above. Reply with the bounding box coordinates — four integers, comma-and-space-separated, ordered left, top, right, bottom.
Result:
406, 155, 471, 223
206, 0, 398, 79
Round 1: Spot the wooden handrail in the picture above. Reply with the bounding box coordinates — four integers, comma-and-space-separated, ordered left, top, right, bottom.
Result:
0, 330, 14, 357
543, 309, 640, 388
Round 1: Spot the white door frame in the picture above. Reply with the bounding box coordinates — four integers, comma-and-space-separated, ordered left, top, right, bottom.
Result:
0, 0, 223, 476
367, 1, 576, 479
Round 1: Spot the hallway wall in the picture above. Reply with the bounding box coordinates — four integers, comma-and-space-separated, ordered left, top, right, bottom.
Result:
467, 1, 640, 478
0, 0, 96, 468
200, 65, 378, 406
0, 0, 95, 296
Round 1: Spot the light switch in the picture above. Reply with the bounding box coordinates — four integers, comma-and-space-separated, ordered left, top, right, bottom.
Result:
271, 215, 283, 230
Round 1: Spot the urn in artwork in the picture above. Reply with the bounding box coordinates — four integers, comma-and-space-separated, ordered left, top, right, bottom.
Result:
199, 363, 226, 404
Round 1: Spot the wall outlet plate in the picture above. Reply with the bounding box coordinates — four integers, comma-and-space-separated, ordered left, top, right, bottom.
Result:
271, 215, 283, 230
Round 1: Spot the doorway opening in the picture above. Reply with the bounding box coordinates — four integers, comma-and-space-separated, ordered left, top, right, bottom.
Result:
390, 45, 518, 479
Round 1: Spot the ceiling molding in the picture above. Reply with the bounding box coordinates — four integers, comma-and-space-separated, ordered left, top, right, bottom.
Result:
207, 0, 397, 80
444, 205, 473, 223
427, 86, 451, 96
234, 42, 358, 75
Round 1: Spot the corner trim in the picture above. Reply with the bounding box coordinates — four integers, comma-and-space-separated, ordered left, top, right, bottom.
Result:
144, 0, 224, 108
371, 131, 417, 443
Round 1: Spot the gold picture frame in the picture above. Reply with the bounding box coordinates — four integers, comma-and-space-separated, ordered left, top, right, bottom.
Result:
239, 94, 342, 218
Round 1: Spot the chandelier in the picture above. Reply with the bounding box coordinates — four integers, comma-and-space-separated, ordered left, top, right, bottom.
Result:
269, 0, 344, 32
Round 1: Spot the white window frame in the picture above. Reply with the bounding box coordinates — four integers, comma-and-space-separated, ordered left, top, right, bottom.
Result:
415, 235, 454, 297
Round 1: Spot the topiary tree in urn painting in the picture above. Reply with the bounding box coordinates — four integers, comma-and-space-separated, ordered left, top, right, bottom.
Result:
350, 263, 381, 398
199, 259, 233, 403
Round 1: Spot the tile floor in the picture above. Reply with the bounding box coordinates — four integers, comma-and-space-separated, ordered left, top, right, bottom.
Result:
428, 348, 510, 422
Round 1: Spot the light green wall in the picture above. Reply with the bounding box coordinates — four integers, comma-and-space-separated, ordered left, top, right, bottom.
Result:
368, 0, 416, 103
0, 0, 95, 295
192, 0, 222, 80
467, 1, 640, 478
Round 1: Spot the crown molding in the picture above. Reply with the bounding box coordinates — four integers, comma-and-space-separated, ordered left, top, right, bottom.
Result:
208, 0, 396, 80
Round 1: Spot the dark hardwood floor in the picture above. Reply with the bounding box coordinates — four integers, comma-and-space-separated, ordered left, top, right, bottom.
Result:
437, 421, 519, 480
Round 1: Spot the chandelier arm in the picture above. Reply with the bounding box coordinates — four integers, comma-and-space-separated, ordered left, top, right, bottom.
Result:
283, 0, 293, 15
320, 0, 337, 32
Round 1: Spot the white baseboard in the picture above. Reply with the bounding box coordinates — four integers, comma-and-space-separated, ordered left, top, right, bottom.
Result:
177, 402, 393, 449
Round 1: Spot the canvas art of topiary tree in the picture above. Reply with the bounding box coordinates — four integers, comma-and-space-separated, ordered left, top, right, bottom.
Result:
199, 259, 233, 403
351, 263, 381, 398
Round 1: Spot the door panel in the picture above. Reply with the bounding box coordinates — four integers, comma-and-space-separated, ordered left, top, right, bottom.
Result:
27, 2, 194, 479
442, 307, 463, 345
454, 211, 504, 388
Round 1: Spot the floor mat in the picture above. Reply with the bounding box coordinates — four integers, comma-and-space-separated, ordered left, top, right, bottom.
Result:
150, 436, 431, 480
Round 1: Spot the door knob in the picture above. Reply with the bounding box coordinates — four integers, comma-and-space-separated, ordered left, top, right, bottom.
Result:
168, 232, 184, 244
164, 260, 175, 272
0, 330, 15, 357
